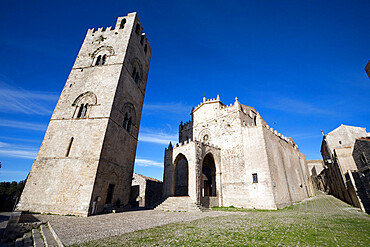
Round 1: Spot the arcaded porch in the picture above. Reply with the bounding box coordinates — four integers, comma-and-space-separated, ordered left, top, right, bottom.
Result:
162, 140, 222, 208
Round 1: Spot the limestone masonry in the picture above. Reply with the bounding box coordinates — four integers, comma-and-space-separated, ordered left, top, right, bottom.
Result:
17, 12, 315, 216
317, 125, 370, 213
160, 96, 314, 210
17, 12, 151, 216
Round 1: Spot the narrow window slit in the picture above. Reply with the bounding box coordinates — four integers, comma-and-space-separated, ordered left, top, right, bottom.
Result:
119, 19, 126, 29
66, 137, 74, 157
252, 173, 258, 183
95, 55, 102, 66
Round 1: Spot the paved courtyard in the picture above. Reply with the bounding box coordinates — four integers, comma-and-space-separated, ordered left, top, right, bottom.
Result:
34, 191, 369, 246
35, 209, 230, 246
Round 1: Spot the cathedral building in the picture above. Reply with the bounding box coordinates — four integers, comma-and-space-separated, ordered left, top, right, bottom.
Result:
159, 96, 314, 210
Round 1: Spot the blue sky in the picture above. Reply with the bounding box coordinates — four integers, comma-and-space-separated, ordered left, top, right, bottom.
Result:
0, 0, 369, 182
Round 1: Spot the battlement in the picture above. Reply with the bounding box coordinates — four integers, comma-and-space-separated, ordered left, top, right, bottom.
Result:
264, 125, 298, 150
165, 139, 220, 151
193, 95, 223, 113
86, 12, 151, 54
219, 97, 244, 113
179, 120, 193, 130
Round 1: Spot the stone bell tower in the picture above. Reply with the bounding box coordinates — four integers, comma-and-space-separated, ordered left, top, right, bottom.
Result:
17, 12, 151, 216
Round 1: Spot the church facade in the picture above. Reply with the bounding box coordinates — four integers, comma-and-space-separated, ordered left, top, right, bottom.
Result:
17, 13, 151, 216
162, 96, 314, 210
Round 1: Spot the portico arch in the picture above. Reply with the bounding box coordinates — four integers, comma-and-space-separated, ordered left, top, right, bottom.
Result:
202, 153, 216, 197
174, 153, 189, 196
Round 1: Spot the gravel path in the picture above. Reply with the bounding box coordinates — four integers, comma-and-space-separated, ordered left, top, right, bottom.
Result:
34, 209, 236, 246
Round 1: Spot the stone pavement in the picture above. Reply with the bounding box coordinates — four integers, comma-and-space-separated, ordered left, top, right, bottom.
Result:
0, 212, 11, 240
23, 192, 370, 246
34, 209, 235, 246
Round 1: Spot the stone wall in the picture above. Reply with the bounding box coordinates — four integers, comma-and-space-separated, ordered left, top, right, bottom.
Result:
320, 125, 369, 213
352, 138, 370, 213
263, 126, 313, 208
307, 160, 324, 176
162, 96, 313, 210
131, 174, 163, 208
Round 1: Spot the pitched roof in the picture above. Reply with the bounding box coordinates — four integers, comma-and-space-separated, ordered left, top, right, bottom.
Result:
134, 173, 162, 183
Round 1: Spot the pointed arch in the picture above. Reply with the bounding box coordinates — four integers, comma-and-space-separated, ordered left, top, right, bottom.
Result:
91, 46, 115, 66
72, 92, 97, 119
72, 91, 97, 106
121, 102, 136, 133
202, 153, 217, 197
130, 57, 143, 84
174, 153, 189, 196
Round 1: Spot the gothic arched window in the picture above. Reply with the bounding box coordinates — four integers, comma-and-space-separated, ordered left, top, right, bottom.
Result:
119, 19, 126, 29
95, 54, 108, 66
77, 103, 84, 118
135, 23, 141, 35
95, 55, 102, 66
130, 58, 143, 85
122, 103, 136, 133
92, 46, 114, 67
72, 92, 97, 119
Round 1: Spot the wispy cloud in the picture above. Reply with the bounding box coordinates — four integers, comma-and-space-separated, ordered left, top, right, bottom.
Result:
139, 127, 177, 145
0, 136, 41, 144
0, 142, 38, 159
0, 79, 58, 115
135, 158, 163, 167
261, 97, 334, 116
0, 120, 47, 131
143, 102, 191, 115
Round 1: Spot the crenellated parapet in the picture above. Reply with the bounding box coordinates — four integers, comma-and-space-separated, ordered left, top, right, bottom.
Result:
165, 139, 221, 151
86, 12, 150, 55
264, 125, 298, 150
179, 120, 193, 143
192, 95, 223, 113
179, 120, 193, 130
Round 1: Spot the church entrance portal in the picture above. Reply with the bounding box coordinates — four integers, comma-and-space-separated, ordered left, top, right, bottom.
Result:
202, 153, 216, 197
174, 154, 188, 196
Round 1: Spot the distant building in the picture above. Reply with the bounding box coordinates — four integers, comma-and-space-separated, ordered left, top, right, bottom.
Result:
130, 174, 163, 208
320, 124, 370, 213
307, 160, 324, 176
156, 96, 314, 212
352, 137, 370, 212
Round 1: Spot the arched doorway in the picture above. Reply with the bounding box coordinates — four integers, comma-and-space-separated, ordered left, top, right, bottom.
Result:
202, 153, 216, 197
174, 154, 188, 196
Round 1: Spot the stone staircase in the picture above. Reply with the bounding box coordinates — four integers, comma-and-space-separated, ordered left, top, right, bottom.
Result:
154, 196, 207, 212
10, 222, 63, 247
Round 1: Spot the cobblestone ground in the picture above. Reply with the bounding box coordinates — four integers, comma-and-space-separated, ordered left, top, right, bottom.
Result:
35, 209, 231, 246
69, 191, 369, 247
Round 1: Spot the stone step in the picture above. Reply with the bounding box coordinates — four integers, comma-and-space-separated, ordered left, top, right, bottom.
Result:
23, 232, 32, 247
32, 229, 44, 247
155, 196, 204, 212
15, 238, 23, 247
41, 225, 58, 247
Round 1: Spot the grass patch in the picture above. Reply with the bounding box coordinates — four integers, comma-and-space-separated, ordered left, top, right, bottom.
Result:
212, 206, 273, 212
72, 192, 370, 246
